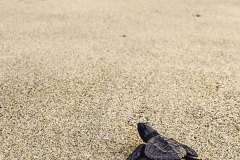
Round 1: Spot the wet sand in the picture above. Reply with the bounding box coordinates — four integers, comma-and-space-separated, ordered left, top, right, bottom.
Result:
0, 0, 240, 159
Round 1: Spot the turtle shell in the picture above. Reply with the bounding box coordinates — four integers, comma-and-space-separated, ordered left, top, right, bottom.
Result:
144, 135, 186, 160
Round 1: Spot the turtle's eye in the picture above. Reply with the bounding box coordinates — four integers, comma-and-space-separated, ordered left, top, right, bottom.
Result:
146, 125, 154, 132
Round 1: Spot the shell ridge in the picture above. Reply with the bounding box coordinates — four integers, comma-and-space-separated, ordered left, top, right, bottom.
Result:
145, 135, 185, 160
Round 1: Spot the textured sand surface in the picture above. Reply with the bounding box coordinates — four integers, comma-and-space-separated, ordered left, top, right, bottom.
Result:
0, 0, 240, 159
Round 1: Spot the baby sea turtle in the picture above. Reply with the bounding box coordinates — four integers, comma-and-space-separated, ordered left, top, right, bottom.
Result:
127, 123, 200, 160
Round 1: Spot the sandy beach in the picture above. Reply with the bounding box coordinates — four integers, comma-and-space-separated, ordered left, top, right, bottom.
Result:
0, 0, 240, 159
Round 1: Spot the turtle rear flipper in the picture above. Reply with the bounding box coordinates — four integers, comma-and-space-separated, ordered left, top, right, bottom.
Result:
180, 144, 198, 157
127, 144, 146, 160
185, 156, 202, 160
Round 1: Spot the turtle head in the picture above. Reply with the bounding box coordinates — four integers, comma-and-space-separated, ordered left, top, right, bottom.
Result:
137, 122, 159, 143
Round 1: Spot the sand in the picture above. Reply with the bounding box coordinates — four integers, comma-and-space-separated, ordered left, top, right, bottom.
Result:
0, 0, 240, 159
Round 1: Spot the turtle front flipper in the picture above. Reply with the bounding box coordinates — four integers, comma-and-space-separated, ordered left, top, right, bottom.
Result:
127, 144, 146, 160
